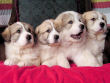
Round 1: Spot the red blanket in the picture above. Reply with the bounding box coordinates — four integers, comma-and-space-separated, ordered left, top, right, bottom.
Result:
0, 62, 110, 83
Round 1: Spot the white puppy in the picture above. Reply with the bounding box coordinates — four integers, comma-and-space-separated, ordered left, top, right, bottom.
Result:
82, 11, 107, 65
2, 22, 40, 67
35, 19, 70, 68
55, 11, 101, 67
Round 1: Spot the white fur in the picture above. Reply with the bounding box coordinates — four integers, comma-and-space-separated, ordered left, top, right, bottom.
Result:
57, 11, 101, 67
4, 42, 40, 66
87, 12, 106, 32
4, 22, 40, 67
36, 20, 70, 68
14, 22, 34, 47
83, 11, 107, 65
47, 20, 59, 44
38, 44, 70, 68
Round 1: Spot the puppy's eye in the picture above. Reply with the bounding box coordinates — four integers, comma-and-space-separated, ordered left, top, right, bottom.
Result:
17, 29, 21, 33
91, 18, 96, 21
102, 17, 104, 20
68, 20, 73, 24
28, 28, 31, 33
46, 29, 51, 33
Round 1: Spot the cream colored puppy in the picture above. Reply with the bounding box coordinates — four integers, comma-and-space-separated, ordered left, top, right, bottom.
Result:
82, 11, 107, 65
2, 22, 40, 67
55, 11, 100, 67
35, 19, 70, 68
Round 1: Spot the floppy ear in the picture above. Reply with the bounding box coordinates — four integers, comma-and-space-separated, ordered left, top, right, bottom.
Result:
103, 14, 107, 24
81, 14, 86, 23
82, 12, 88, 22
35, 26, 40, 34
54, 14, 65, 32
2, 27, 11, 42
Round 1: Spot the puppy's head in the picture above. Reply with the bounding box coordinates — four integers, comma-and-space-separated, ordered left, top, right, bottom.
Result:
2, 22, 34, 47
82, 11, 107, 37
54, 11, 86, 43
35, 19, 59, 45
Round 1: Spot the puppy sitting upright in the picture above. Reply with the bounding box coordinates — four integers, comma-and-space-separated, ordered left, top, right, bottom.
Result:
55, 11, 100, 67
2, 22, 40, 67
82, 11, 107, 65
35, 19, 70, 68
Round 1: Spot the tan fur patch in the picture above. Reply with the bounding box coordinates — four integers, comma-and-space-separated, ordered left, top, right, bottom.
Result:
2, 28, 11, 42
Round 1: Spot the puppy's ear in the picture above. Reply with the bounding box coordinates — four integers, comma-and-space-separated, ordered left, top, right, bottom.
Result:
82, 13, 85, 19
54, 14, 65, 32
35, 26, 40, 34
49, 19, 54, 22
2, 27, 11, 42
81, 14, 85, 22
103, 14, 107, 24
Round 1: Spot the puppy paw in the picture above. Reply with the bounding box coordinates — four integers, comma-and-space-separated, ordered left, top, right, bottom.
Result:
77, 63, 102, 67
17, 61, 32, 67
4, 59, 15, 65
42, 62, 52, 67
63, 65, 70, 68
95, 63, 102, 67
17, 62, 26, 67
58, 63, 70, 68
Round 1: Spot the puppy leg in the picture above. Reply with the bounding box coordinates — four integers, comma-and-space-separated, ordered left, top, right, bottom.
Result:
17, 61, 35, 67
33, 58, 41, 66
18, 59, 40, 67
97, 53, 103, 66
57, 54, 70, 68
17, 61, 26, 67
31, 58, 41, 66
42, 58, 57, 67
4, 58, 18, 66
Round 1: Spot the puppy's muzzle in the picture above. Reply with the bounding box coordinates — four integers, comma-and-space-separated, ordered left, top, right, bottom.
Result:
80, 24, 85, 32
26, 34, 32, 41
100, 22, 105, 29
54, 35, 59, 42
70, 24, 85, 39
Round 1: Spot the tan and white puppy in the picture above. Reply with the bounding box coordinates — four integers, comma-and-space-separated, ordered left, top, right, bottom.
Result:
55, 11, 100, 67
35, 19, 70, 68
82, 11, 107, 65
2, 22, 40, 67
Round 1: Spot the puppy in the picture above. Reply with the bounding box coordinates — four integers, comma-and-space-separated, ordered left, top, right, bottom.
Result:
82, 11, 107, 65
35, 19, 70, 68
54, 11, 100, 67
2, 22, 40, 67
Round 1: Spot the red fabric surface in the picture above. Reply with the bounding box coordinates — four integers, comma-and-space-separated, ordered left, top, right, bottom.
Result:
0, 62, 110, 83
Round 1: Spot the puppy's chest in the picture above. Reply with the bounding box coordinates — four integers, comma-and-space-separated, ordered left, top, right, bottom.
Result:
6, 46, 38, 60
89, 40, 105, 55
39, 47, 57, 61
61, 46, 82, 59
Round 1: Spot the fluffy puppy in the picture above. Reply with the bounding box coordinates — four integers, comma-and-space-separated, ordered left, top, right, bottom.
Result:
54, 11, 100, 67
35, 19, 70, 68
2, 22, 40, 67
82, 11, 107, 65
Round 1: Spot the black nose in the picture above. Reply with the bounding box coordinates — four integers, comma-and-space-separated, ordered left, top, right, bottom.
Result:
80, 24, 85, 31
100, 22, 105, 28
54, 35, 59, 40
26, 35, 32, 41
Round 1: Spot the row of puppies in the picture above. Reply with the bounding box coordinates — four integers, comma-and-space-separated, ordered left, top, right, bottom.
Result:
2, 11, 107, 68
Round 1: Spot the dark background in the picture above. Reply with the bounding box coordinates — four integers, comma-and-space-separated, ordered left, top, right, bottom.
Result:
18, 0, 92, 28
